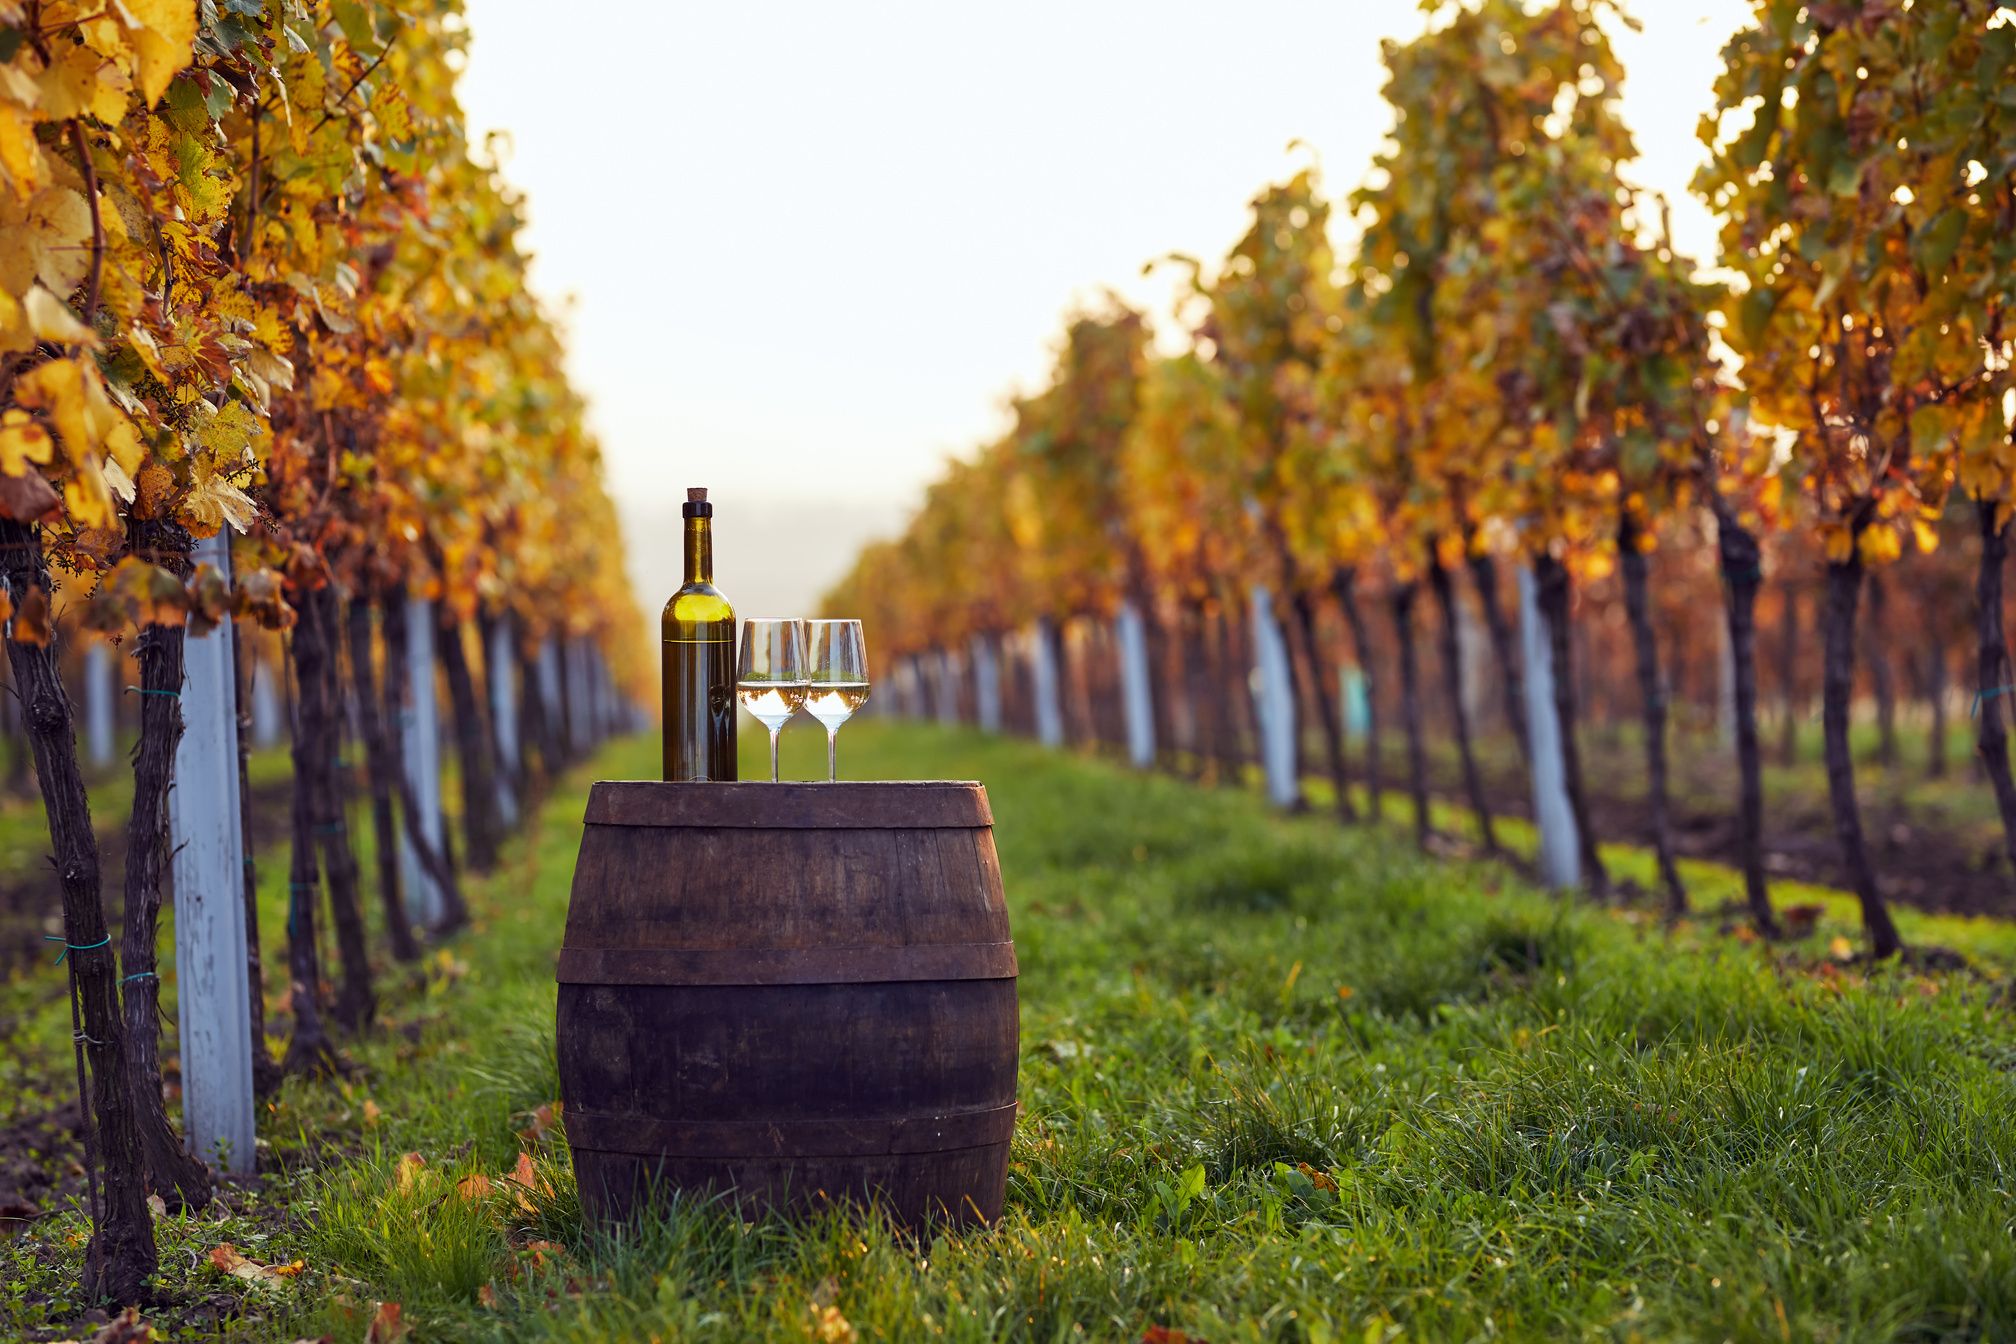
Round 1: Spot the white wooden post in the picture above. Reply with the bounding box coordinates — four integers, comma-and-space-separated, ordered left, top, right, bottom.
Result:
1519, 566, 1579, 889
85, 639, 115, 767
1031, 619, 1064, 748
565, 638, 591, 753
935, 649, 962, 726
399, 594, 446, 926
250, 653, 281, 748
971, 633, 1001, 733
537, 634, 563, 745
1250, 585, 1299, 807
169, 529, 254, 1174
489, 619, 519, 826
1117, 600, 1155, 769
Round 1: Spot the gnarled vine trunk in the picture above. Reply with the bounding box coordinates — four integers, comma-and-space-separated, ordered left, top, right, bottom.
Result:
1466, 550, 1530, 765
1821, 549, 1903, 959
1391, 581, 1431, 850
1711, 505, 1777, 937
436, 606, 504, 874
346, 598, 418, 963
1972, 500, 2016, 886
300, 587, 374, 1030
1427, 556, 1494, 852
1618, 515, 1685, 920
1331, 567, 1381, 822
1288, 585, 1354, 822
229, 616, 282, 1098
1, 520, 156, 1303
282, 590, 341, 1074
119, 607, 214, 1212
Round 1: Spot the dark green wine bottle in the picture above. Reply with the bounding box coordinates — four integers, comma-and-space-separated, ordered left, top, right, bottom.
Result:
663, 488, 737, 780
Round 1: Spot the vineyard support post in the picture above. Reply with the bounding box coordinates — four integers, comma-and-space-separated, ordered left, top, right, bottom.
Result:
537, 635, 563, 755
1116, 600, 1155, 769
971, 633, 1001, 733
1519, 566, 1579, 890
1031, 619, 1064, 748
85, 640, 114, 767
250, 655, 281, 747
487, 615, 520, 826
1249, 585, 1300, 809
399, 593, 446, 927
936, 649, 962, 727
169, 529, 255, 1174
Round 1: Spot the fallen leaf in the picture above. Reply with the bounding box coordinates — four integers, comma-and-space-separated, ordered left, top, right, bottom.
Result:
1829, 936, 1855, 962
455, 1172, 492, 1203
362, 1099, 382, 1126
809, 1303, 858, 1344
394, 1152, 427, 1193
206, 1243, 296, 1289
1139, 1328, 1203, 1344
361, 1301, 406, 1344
147, 1194, 166, 1219
89, 1306, 158, 1343
476, 1284, 498, 1309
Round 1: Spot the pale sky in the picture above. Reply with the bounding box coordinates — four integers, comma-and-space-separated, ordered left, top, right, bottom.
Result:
457, 0, 1755, 633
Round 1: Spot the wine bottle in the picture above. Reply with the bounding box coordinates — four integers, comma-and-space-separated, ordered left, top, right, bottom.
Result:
663, 488, 738, 781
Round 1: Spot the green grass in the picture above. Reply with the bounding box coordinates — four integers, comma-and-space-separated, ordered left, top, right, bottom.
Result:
6, 719, 2016, 1342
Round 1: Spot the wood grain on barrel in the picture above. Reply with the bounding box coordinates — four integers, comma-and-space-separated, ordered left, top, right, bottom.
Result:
556, 780, 1017, 1227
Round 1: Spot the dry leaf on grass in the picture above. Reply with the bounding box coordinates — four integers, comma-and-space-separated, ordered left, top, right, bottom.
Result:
394, 1151, 428, 1192
206, 1243, 305, 1289
477, 1284, 499, 1309
455, 1172, 493, 1203
808, 1304, 857, 1344
361, 1301, 407, 1344
502, 1151, 553, 1211
517, 1100, 564, 1142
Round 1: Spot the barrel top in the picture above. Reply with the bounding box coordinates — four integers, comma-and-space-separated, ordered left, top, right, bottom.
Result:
584, 780, 994, 830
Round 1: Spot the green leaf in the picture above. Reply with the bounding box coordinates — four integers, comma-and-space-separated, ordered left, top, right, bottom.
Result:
1740, 285, 1782, 346
1913, 209, 1967, 278
332, 0, 381, 52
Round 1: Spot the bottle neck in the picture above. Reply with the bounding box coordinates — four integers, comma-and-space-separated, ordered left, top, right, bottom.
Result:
684, 516, 713, 584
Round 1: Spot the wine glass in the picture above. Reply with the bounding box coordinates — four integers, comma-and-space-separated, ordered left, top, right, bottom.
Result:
737, 619, 808, 782
805, 620, 870, 783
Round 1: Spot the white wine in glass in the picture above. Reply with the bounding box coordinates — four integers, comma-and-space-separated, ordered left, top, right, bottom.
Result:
805, 619, 869, 783
737, 618, 808, 782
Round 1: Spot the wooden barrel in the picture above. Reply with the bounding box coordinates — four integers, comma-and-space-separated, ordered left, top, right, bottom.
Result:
555, 781, 1018, 1227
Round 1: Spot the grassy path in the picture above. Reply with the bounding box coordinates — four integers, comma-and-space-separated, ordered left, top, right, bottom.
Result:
5, 722, 2016, 1341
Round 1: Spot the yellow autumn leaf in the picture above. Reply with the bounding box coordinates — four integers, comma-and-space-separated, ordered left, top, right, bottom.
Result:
0, 284, 29, 354
23, 285, 95, 345
121, 0, 199, 105
1857, 523, 1901, 567
180, 471, 256, 535
14, 357, 88, 460
0, 101, 47, 200
103, 418, 144, 475
64, 450, 118, 530
0, 184, 92, 298
0, 409, 54, 475
1820, 522, 1854, 563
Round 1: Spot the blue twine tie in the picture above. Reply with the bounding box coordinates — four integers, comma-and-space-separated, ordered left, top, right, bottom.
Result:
46, 934, 110, 965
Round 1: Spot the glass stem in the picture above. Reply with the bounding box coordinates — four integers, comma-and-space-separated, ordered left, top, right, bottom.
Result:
768, 725, 782, 783
827, 728, 839, 783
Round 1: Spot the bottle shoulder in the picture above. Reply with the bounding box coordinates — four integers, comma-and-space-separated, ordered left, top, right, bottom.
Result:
664, 583, 735, 631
